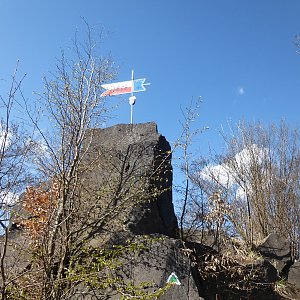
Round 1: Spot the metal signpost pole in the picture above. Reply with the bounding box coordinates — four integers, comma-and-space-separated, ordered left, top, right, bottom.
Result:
129, 70, 136, 124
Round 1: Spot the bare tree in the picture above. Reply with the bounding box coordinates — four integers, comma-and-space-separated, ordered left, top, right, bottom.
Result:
174, 98, 209, 241
24, 24, 117, 298
0, 64, 36, 299
4, 24, 172, 300
190, 121, 300, 255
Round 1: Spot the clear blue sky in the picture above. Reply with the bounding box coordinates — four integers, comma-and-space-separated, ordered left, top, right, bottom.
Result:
1, 0, 300, 156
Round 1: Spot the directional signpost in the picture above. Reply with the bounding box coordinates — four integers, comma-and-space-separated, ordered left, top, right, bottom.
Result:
100, 70, 149, 124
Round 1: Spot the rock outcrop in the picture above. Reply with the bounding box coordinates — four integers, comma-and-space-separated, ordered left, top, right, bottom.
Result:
82, 123, 291, 300
81, 123, 202, 299
257, 233, 292, 276
84, 122, 178, 240
5, 122, 300, 299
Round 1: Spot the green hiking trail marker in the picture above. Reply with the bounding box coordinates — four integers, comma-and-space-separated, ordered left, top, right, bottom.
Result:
167, 272, 181, 285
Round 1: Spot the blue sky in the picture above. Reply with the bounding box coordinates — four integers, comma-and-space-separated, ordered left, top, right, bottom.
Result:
1, 0, 300, 160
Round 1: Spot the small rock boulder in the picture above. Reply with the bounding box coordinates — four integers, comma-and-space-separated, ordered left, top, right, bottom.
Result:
288, 261, 300, 288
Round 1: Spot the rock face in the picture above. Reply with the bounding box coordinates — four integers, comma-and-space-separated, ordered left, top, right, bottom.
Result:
112, 236, 202, 300
128, 236, 203, 300
84, 122, 178, 239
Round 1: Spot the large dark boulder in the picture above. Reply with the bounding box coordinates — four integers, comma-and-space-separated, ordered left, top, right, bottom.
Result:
257, 233, 292, 275
117, 235, 202, 300
72, 235, 202, 300
83, 122, 178, 241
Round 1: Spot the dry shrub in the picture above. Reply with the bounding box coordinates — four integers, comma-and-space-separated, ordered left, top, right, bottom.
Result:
20, 181, 58, 243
